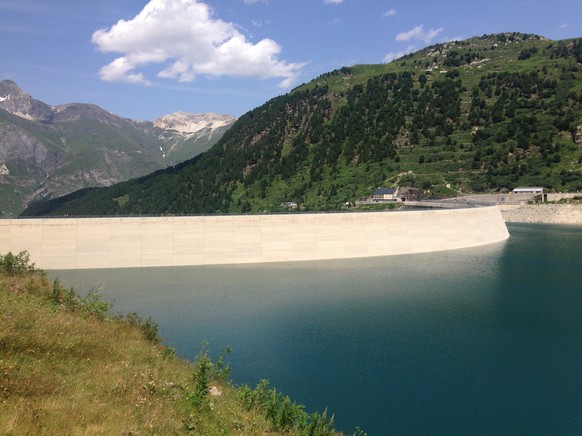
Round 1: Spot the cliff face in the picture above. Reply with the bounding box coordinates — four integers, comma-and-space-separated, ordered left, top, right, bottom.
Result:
154, 112, 236, 134
153, 112, 236, 164
0, 81, 235, 216
0, 80, 54, 122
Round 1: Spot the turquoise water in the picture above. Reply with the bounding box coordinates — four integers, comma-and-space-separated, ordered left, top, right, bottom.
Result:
53, 223, 582, 435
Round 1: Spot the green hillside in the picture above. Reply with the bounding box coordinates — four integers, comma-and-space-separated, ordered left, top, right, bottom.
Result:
0, 252, 340, 434
23, 33, 582, 217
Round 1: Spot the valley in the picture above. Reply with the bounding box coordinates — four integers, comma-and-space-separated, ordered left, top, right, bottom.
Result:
0, 80, 235, 216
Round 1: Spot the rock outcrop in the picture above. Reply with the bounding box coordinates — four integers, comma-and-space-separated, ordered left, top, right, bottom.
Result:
500, 204, 582, 225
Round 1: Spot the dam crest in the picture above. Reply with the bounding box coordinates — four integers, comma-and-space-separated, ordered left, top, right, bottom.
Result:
0, 205, 509, 270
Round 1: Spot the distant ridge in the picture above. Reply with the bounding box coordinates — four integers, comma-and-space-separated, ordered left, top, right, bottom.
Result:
0, 80, 235, 216
0, 80, 54, 122
153, 112, 236, 162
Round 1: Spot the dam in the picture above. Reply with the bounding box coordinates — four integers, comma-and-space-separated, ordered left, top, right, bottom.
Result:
0, 205, 509, 270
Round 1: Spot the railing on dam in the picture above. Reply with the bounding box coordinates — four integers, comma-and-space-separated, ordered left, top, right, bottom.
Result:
11, 200, 495, 220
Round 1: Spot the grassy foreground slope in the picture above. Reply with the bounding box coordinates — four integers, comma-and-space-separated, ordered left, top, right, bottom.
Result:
0, 252, 342, 435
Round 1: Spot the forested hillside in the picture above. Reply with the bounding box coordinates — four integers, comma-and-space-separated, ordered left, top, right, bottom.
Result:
23, 33, 582, 216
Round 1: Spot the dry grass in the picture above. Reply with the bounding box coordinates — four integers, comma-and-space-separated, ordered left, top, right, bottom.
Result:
0, 263, 343, 435
0, 273, 194, 434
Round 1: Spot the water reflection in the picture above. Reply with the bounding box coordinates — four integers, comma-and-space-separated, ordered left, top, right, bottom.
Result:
52, 224, 582, 435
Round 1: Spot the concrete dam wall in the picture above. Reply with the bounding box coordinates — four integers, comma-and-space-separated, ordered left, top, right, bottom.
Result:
0, 206, 509, 270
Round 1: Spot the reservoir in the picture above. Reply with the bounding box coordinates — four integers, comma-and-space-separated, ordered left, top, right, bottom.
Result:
52, 223, 582, 434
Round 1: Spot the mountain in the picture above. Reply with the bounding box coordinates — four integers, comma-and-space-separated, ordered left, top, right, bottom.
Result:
22, 33, 582, 217
154, 112, 236, 164
0, 80, 54, 122
0, 81, 235, 216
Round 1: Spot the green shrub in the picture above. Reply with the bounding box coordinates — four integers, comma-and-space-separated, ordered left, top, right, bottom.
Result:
82, 289, 113, 319
239, 378, 335, 434
189, 342, 233, 408
49, 278, 112, 320
51, 278, 79, 308
0, 251, 36, 276
190, 344, 213, 408
126, 312, 160, 343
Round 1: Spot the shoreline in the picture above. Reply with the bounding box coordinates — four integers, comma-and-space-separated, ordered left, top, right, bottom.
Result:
499, 204, 582, 225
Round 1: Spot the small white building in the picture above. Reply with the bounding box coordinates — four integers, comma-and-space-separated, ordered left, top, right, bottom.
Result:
512, 187, 544, 195
281, 201, 298, 209
512, 187, 545, 203
372, 187, 400, 202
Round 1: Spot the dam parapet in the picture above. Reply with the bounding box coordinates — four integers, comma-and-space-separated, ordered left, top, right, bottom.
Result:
1, 205, 509, 269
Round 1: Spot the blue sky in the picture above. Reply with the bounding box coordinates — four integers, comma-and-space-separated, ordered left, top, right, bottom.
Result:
1, 0, 581, 121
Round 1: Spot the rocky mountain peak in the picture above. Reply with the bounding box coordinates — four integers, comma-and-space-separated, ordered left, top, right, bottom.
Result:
0, 81, 237, 216
0, 80, 23, 95
154, 112, 236, 135
0, 79, 54, 122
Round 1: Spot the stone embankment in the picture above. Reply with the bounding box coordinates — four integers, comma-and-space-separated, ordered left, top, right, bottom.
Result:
500, 204, 582, 225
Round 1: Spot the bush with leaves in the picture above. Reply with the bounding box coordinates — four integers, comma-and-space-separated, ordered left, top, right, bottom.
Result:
189, 342, 232, 408
51, 278, 80, 308
0, 251, 36, 276
239, 378, 335, 434
49, 278, 112, 319
125, 312, 160, 343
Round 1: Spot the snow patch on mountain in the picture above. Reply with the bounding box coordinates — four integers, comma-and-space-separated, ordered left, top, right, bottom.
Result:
154, 112, 236, 135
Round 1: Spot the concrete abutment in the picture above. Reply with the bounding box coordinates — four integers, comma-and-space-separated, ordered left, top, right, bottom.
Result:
0, 206, 510, 270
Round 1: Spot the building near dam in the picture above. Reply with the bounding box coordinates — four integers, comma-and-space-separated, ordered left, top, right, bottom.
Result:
0, 204, 509, 270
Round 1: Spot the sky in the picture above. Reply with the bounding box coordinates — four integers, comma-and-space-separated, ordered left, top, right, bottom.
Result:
1, 0, 581, 121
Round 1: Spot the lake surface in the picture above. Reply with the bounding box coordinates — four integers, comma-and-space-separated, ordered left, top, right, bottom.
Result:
53, 223, 582, 435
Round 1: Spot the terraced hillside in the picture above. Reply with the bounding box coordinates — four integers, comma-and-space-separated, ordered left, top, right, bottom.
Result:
23, 33, 582, 216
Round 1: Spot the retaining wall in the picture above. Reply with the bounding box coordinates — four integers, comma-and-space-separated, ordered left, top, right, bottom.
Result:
0, 206, 509, 270
546, 193, 581, 202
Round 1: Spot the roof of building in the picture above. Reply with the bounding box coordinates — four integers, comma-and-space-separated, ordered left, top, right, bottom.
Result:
512, 187, 544, 192
373, 187, 397, 195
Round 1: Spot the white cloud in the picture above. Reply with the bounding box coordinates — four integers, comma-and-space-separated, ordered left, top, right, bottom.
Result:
324, 18, 344, 27
395, 24, 443, 44
383, 8, 397, 18
251, 19, 270, 27
99, 57, 151, 85
92, 0, 305, 88
383, 45, 415, 63
383, 24, 443, 64
323, 0, 345, 4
